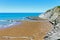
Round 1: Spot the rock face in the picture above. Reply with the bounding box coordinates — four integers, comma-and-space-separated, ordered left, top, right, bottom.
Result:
39, 6, 60, 25
39, 6, 60, 40
26, 16, 48, 21
26, 16, 40, 20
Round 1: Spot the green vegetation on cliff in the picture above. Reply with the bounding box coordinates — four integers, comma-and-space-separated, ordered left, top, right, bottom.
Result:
57, 6, 60, 8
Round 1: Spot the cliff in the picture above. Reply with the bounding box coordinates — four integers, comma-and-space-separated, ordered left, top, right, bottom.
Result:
39, 6, 60, 40
39, 6, 60, 25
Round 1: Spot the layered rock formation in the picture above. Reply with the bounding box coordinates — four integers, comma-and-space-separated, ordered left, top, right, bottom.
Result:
26, 16, 47, 21
39, 6, 60, 40
39, 6, 60, 25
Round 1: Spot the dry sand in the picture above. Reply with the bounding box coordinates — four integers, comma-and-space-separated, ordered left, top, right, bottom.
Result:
0, 20, 53, 40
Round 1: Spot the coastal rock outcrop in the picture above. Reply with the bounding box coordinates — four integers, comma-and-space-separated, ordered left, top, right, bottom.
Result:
26, 16, 47, 21
39, 6, 60, 40
39, 6, 60, 25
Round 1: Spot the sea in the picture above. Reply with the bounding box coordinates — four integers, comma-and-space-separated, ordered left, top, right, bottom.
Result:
0, 13, 41, 20
0, 13, 42, 29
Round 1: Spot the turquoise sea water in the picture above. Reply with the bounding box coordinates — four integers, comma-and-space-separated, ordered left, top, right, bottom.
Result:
0, 13, 42, 29
0, 13, 41, 20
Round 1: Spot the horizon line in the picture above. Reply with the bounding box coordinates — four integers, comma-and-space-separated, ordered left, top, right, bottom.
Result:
0, 12, 43, 13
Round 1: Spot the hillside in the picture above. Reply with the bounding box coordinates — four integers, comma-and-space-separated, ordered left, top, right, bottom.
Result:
39, 6, 60, 25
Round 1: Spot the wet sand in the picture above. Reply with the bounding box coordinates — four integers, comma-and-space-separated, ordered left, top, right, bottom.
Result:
0, 20, 53, 40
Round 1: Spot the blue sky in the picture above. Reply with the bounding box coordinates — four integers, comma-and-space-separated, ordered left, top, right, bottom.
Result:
0, 0, 60, 13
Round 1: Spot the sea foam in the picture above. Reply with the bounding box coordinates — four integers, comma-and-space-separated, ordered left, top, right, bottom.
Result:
0, 20, 21, 29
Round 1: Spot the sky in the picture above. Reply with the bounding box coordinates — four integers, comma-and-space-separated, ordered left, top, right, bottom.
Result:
0, 0, 60, 13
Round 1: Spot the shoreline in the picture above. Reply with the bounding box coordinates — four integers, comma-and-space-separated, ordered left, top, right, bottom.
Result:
0, 19, 53, 40
0, 19, 50, 30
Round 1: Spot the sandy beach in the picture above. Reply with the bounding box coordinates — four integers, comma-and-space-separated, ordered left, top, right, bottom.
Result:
0, 20, 53, 40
